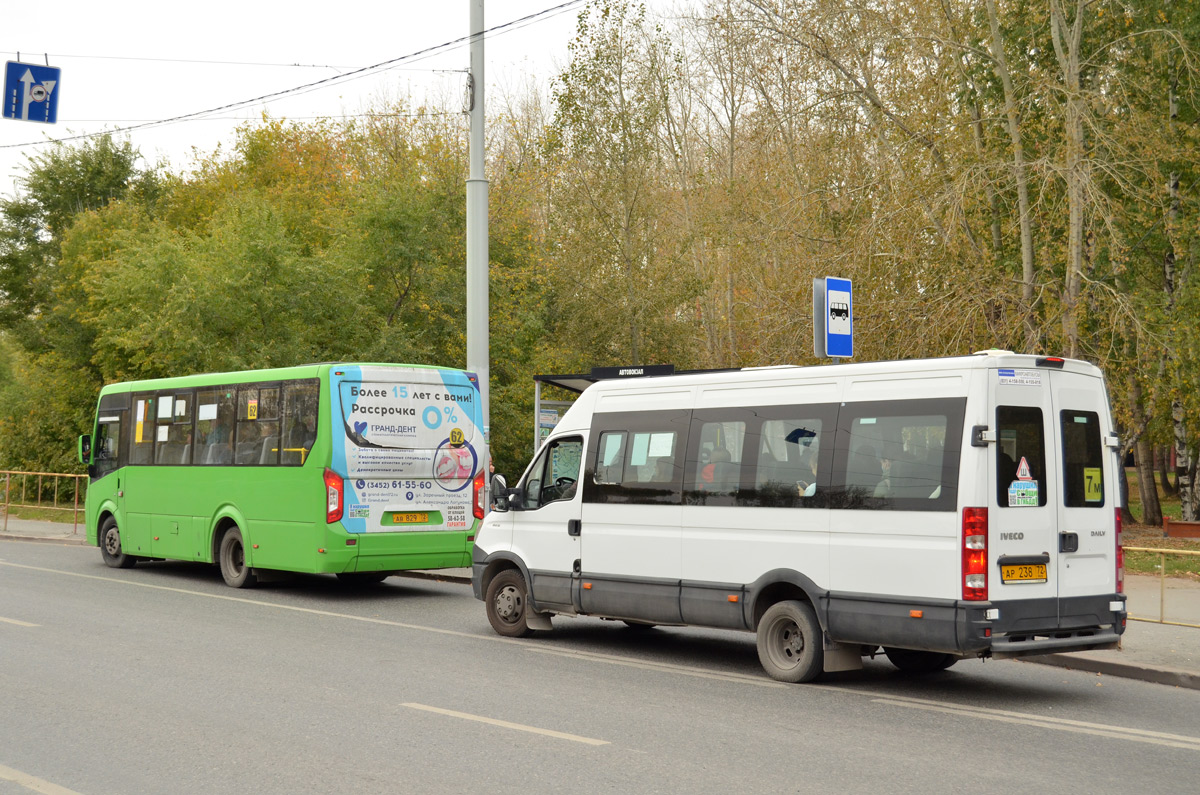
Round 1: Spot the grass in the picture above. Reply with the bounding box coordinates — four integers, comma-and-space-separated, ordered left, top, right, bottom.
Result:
0, 504, 83, 524
1121, 467, 1200, 579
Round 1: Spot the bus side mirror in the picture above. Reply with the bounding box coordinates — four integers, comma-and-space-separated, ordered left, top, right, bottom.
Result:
78, 434, 91, 464
490, 474, 508, 512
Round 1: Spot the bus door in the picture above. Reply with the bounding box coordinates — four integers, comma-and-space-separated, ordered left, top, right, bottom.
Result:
90, 393, 130, 539
1050, 370, 1118, 599
510, 435, 584, 612
989, 368, 1059, 604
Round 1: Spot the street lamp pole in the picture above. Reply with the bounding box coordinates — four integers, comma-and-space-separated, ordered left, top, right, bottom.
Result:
467, 0, 490, 457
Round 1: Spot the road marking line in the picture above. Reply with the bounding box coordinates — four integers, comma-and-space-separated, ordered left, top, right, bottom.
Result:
524, 645, 785, 688
11, 557, 1200, 750
0, 561, 777, 687
0, 763, 84, 795
401, 703, 609, 745
864, 691, 1200, 745
872, 698, 1200, 751
0, 616, 38, 627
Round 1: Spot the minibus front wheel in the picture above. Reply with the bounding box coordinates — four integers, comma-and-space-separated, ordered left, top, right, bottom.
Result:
485, 569, 535, 638
756, 600, 824, 683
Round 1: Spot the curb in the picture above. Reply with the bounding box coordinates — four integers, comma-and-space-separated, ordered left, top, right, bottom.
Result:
0, 533, 88, 546
394, 570, 472, 586
1022, 653, 1200, 690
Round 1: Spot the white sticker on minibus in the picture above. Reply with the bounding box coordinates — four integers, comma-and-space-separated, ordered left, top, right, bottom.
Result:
998, 368, 1042, 386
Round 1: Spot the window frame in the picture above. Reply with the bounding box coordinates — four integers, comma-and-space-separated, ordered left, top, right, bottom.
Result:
830, 397, 966, 512
995, 405, 1049, 508
583, 409, 690, 506
1060, 409, 1105, 508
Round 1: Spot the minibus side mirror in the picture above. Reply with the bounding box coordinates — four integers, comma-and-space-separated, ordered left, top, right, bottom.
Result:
77, 434, 91, 464
490, 474, 509, 512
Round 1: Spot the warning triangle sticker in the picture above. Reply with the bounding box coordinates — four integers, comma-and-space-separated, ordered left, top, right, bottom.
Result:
1016, 457, 1033, 481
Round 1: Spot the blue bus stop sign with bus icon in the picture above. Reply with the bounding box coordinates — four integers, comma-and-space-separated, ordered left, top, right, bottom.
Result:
4, 61, 61, 124
824, 276, 853, 358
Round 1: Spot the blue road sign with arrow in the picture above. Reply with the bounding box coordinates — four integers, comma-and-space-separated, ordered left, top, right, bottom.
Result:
4, 61, 61, 124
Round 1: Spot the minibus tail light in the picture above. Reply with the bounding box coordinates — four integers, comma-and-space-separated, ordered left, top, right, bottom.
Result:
1115, 507, 1124, 594
962, 507, 988, 601
324, 468, 344, 524
473, 470, 486, 520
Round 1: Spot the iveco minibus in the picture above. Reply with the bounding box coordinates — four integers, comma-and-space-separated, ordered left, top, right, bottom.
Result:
472, 352, 1126, 682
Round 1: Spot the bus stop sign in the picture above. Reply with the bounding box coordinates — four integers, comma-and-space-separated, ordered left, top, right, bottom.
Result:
813, 276, 853, 359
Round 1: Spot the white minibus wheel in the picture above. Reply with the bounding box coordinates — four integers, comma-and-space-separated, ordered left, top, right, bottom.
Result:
756, 600, 824, 683
486, 569, 537, 638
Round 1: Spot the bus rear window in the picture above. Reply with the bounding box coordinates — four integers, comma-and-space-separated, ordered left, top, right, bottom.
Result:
996, 406, 1047, 507
1062, 410, 1104, 507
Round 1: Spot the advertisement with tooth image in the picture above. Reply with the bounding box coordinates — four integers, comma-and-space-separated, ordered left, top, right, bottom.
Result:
330, 365, 481, 533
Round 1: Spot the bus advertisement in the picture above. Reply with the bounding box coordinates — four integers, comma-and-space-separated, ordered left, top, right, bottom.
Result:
78, 363, 486, 588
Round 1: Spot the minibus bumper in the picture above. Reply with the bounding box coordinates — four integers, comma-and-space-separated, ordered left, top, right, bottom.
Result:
825, 592, 1126, 658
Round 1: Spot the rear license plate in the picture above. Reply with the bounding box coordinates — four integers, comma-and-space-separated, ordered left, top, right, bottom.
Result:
1001, 564, 1047, 583
387, 512, 429, 525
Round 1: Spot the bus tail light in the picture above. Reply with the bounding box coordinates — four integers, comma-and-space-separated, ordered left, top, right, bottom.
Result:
324, 468, 344, 524
962, 507, 988, 601
473, 470, 486, 520
1115, 507, 1124, 594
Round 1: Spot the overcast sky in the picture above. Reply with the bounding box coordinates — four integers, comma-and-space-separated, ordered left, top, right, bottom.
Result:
0, 0, 601, 195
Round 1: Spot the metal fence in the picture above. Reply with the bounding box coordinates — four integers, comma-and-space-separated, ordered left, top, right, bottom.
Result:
1123, 545, 1200, 629
1, 470, 88, 534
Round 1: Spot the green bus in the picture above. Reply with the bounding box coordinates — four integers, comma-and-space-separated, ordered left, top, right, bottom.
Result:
78, 363, 486, 587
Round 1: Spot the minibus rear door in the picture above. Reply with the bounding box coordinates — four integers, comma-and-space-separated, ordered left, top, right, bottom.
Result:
1050, 370, 1117, 599
989, 368, 1059, 603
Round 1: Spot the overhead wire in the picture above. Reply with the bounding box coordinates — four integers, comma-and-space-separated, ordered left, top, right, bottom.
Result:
0, 0, 587, 150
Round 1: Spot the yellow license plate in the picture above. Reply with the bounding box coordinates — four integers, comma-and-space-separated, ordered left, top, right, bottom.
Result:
387, 512, 429, 525
1001, 564, 1047, 583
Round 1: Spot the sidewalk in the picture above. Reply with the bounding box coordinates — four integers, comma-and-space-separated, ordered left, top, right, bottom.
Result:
4, 516, 1198, 688
0, 515, 87, 544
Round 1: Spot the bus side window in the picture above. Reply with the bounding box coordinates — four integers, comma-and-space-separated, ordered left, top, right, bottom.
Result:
196, 387, 235, 465
94, 414, 124, 478
593, 431, 627, 485
236, 384, 282, 466
129, 393, 156, 465
282, 380, 320, 465
154, 392, 194, 465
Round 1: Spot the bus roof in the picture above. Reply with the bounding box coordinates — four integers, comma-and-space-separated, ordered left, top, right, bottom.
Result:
97, 362, 473, 394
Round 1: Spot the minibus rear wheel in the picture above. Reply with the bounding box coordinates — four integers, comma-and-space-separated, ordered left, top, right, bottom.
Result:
486, 569, 534, 638
756, 600, 824, 683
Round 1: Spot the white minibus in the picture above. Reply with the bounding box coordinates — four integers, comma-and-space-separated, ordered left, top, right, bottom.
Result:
472, 352, 1126, 682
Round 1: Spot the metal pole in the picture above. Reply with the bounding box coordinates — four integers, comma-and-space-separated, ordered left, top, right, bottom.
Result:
3, 472, 8, 532
534, 381, 542, 454
467, 0, 490, 476
73, 475, 80, 535
1160, 552, 1166, 622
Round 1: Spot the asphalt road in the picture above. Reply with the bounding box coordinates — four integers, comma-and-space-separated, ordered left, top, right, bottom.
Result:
4, 539, 1200, 795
